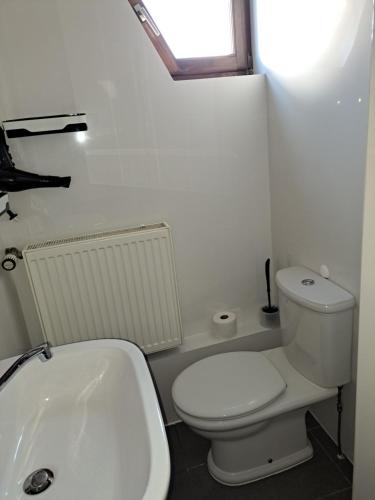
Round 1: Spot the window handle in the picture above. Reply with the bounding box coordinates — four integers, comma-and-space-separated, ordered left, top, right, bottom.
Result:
133, 3, 160, 37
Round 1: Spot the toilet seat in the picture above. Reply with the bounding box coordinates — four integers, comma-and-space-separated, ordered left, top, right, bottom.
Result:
172, 351, 286, 420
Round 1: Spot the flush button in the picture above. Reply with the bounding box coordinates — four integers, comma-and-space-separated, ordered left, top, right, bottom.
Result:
301, 278, 315, 286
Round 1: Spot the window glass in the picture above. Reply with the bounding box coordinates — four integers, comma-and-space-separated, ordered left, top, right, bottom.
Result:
143, 0, 234, 59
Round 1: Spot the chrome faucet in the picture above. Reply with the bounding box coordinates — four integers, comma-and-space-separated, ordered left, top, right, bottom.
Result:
0, 342, 52, 390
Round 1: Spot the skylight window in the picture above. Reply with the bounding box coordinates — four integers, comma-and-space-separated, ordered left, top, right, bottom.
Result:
129, 0, 252, 80
144, 0, 234, 59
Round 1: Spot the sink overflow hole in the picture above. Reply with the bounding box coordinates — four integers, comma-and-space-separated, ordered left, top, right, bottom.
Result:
220, 315, 229, 320
23, 469, 54, 495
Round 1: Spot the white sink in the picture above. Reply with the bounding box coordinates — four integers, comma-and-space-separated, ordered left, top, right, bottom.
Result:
0, 339, 170, 500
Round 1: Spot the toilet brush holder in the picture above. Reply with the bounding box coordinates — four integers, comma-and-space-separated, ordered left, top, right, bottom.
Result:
260, 305, 280, 328
262, 258, 280, 328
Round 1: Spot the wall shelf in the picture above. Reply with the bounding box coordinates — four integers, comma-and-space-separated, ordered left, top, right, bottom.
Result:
2, 113, 87, 138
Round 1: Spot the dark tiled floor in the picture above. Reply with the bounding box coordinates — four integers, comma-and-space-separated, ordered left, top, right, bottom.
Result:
166, 412, 352, 500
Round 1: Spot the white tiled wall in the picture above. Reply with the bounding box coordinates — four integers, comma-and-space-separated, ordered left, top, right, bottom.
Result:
353, 37, 375, 500
0, 0, 272, 356
253, 0, 373, 461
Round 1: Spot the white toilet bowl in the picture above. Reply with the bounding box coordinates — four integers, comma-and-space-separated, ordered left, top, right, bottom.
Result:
172, 267, 354, 486
172, 347, 337, 486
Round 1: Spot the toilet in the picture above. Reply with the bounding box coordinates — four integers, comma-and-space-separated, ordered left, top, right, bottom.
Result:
171, 266, 355, 486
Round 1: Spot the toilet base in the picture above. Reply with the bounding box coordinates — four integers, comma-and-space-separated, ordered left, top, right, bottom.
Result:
208, 440, 313, 486
205, 408, 313, 486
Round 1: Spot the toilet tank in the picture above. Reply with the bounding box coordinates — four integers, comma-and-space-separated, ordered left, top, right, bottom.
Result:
276, 267, 355, 388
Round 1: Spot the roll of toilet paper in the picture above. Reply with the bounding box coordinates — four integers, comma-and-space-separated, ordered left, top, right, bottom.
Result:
212, 311, 237, 339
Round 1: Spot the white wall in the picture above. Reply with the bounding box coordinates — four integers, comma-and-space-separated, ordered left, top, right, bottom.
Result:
353, 38, 375, 500
0, 0, 272, 358
253, 0, 373, 460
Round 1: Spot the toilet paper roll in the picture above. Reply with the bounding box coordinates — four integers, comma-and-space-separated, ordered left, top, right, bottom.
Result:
212, 311, 237, 339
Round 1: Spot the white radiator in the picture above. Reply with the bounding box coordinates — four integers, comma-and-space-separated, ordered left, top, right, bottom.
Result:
23, 223, 182, 354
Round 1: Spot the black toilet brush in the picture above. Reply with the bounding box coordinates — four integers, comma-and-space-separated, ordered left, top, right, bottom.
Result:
262, 258, 279, 315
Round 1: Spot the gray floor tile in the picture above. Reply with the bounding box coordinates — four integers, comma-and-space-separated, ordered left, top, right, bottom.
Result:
166, 425, 182, 473
309, 427, 353, 484
306, 411, 321, 430
318, 488, 352, 500
167, 423, 210, 473
166, 414, 354, 500
167, 470, 192, 500
175, 423, 210, 468
167, 432, 350, 500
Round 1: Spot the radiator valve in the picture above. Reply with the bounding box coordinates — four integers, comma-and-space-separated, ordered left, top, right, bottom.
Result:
1, 247, 23, 271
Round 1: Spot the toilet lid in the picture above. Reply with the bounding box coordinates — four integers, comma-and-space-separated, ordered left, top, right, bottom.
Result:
172, 352, 286, 420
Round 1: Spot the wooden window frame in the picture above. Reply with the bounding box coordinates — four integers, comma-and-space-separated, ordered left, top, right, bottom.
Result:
129, 0, 253, 80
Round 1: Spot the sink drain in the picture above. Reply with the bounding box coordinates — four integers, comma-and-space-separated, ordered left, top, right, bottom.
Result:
23, 469, 54, 495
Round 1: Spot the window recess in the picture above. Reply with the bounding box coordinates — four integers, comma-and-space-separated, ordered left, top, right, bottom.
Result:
129, 0, 253, 80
